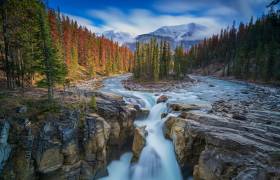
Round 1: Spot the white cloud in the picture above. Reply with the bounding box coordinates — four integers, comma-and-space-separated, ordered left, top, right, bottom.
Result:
88, 8, 225, 37
154, 0, 267, 19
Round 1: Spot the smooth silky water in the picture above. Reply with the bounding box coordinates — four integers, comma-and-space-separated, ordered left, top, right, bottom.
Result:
99, 75, 183, 180
99, 74, 255, 180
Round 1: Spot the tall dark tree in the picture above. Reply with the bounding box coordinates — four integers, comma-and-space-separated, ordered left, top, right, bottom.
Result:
186, 10, 280, 83
37, 3, 67, 100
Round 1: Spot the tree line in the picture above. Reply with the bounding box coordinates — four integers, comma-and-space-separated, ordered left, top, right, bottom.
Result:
48, 9, 133, 80
134, 10, 280, 83
0, 0, 133, 100
186, 10, 280, 82
133, 39, 192, 81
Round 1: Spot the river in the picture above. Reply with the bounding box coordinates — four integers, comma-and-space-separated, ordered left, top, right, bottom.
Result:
99, 74, 280, 180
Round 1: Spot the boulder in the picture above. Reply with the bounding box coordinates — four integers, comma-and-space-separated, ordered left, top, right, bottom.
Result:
132, 126, 147, 162
164, 109, 280, 180
161, 112, 168, 119
136, 108, 150, 119
16, 106, 27, 113
156, 95, 168, 104
38, 147, 64, 173
168, 103, 201, 112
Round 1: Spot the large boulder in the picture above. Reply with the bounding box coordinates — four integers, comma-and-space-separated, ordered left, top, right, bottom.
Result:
157, 95, 168, 104
168, 103, 201, 112
164, 107, 280, 180
132, 126, 147, 162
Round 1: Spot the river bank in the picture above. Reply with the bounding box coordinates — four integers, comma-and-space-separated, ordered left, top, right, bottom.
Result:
117, 74, 280, 179
122, 75, 196, 92
1, 74, 279, 180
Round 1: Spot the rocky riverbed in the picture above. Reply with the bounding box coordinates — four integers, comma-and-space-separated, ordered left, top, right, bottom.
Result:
1, 74, 279, 180
165, 102, 280, 179
123, 75, 280, 179
122, 75, 196, 92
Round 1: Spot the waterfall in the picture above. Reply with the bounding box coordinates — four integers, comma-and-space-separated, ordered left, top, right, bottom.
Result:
100, 78, 182, 180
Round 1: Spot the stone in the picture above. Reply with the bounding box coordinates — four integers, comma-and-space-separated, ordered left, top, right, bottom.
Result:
168, 103, 201, 112
164, 109, 280, 180
38, 147, 64, 174
62, 142, 79, 165
132, 126, 147, 162
161, 113, 168, 119
136, 108, 150, 119
156, 95, 168, 103
1, 92, 138, 179
232, 112, 246, 120
16, 106, 27, 113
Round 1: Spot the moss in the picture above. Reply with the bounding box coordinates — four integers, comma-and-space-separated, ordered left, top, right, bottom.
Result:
89, 96, 97, 111
0, 93, 64, 122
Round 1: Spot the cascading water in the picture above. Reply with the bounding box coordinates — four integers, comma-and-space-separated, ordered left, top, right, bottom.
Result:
132, 103, 182, 180
100, 75, 182, 180
100, 74, 280, 180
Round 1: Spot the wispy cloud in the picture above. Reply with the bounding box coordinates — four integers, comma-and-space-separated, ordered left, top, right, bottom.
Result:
154, 0, 267, 19
88, 8, 225, 37
61, 0, 268, 38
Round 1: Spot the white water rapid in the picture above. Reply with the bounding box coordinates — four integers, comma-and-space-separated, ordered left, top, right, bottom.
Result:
99, 75, 183, 180
99, 73, 276, 180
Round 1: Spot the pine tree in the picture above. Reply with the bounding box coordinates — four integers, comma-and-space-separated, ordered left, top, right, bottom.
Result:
37, 3, 66, 100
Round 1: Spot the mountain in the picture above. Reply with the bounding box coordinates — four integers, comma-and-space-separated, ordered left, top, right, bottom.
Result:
101, 30, 135, 45
136, 23, 207, 50
100, 23, 208, 50
150, 23, 207, 41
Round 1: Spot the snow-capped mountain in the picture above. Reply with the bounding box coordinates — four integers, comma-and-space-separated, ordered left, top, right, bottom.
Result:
101, 30, 134, 45
100, 23, 208, 50
150, 23, 207, 42
136, 23, 207, 50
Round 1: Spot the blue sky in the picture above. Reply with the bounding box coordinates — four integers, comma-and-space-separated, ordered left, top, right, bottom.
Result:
49, 0, 270, 37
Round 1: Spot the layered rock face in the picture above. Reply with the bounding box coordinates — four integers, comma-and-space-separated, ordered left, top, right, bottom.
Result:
164, 103, 280, 180
1, 93, 137, 180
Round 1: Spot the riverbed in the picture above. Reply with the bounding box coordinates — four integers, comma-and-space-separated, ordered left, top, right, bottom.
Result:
99, 74, 280, 180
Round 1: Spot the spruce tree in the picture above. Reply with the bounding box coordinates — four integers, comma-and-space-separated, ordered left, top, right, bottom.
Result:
37, 2, 66, 101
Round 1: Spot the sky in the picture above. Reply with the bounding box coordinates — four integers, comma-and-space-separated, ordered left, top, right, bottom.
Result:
48, 0, 270, 37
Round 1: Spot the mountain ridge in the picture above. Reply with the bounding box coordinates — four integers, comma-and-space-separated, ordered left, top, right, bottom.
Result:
101, 23, 208, 50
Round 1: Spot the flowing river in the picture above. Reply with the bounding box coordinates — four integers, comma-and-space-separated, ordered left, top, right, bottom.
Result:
99, 74, 280, 180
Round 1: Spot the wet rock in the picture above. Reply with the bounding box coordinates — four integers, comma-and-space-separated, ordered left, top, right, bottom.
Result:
157, 95, 168, 103
136, 108, 150, 119
132, 126, 147, 162
168, 103, 201, 112
241, 90, 249, 94
161, 113, 168, 119
211, 100, 252, 122
83, 113, 111, 175
232, 112, 246, 120
16, 106, 27, 113
164, 110, 280, 179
